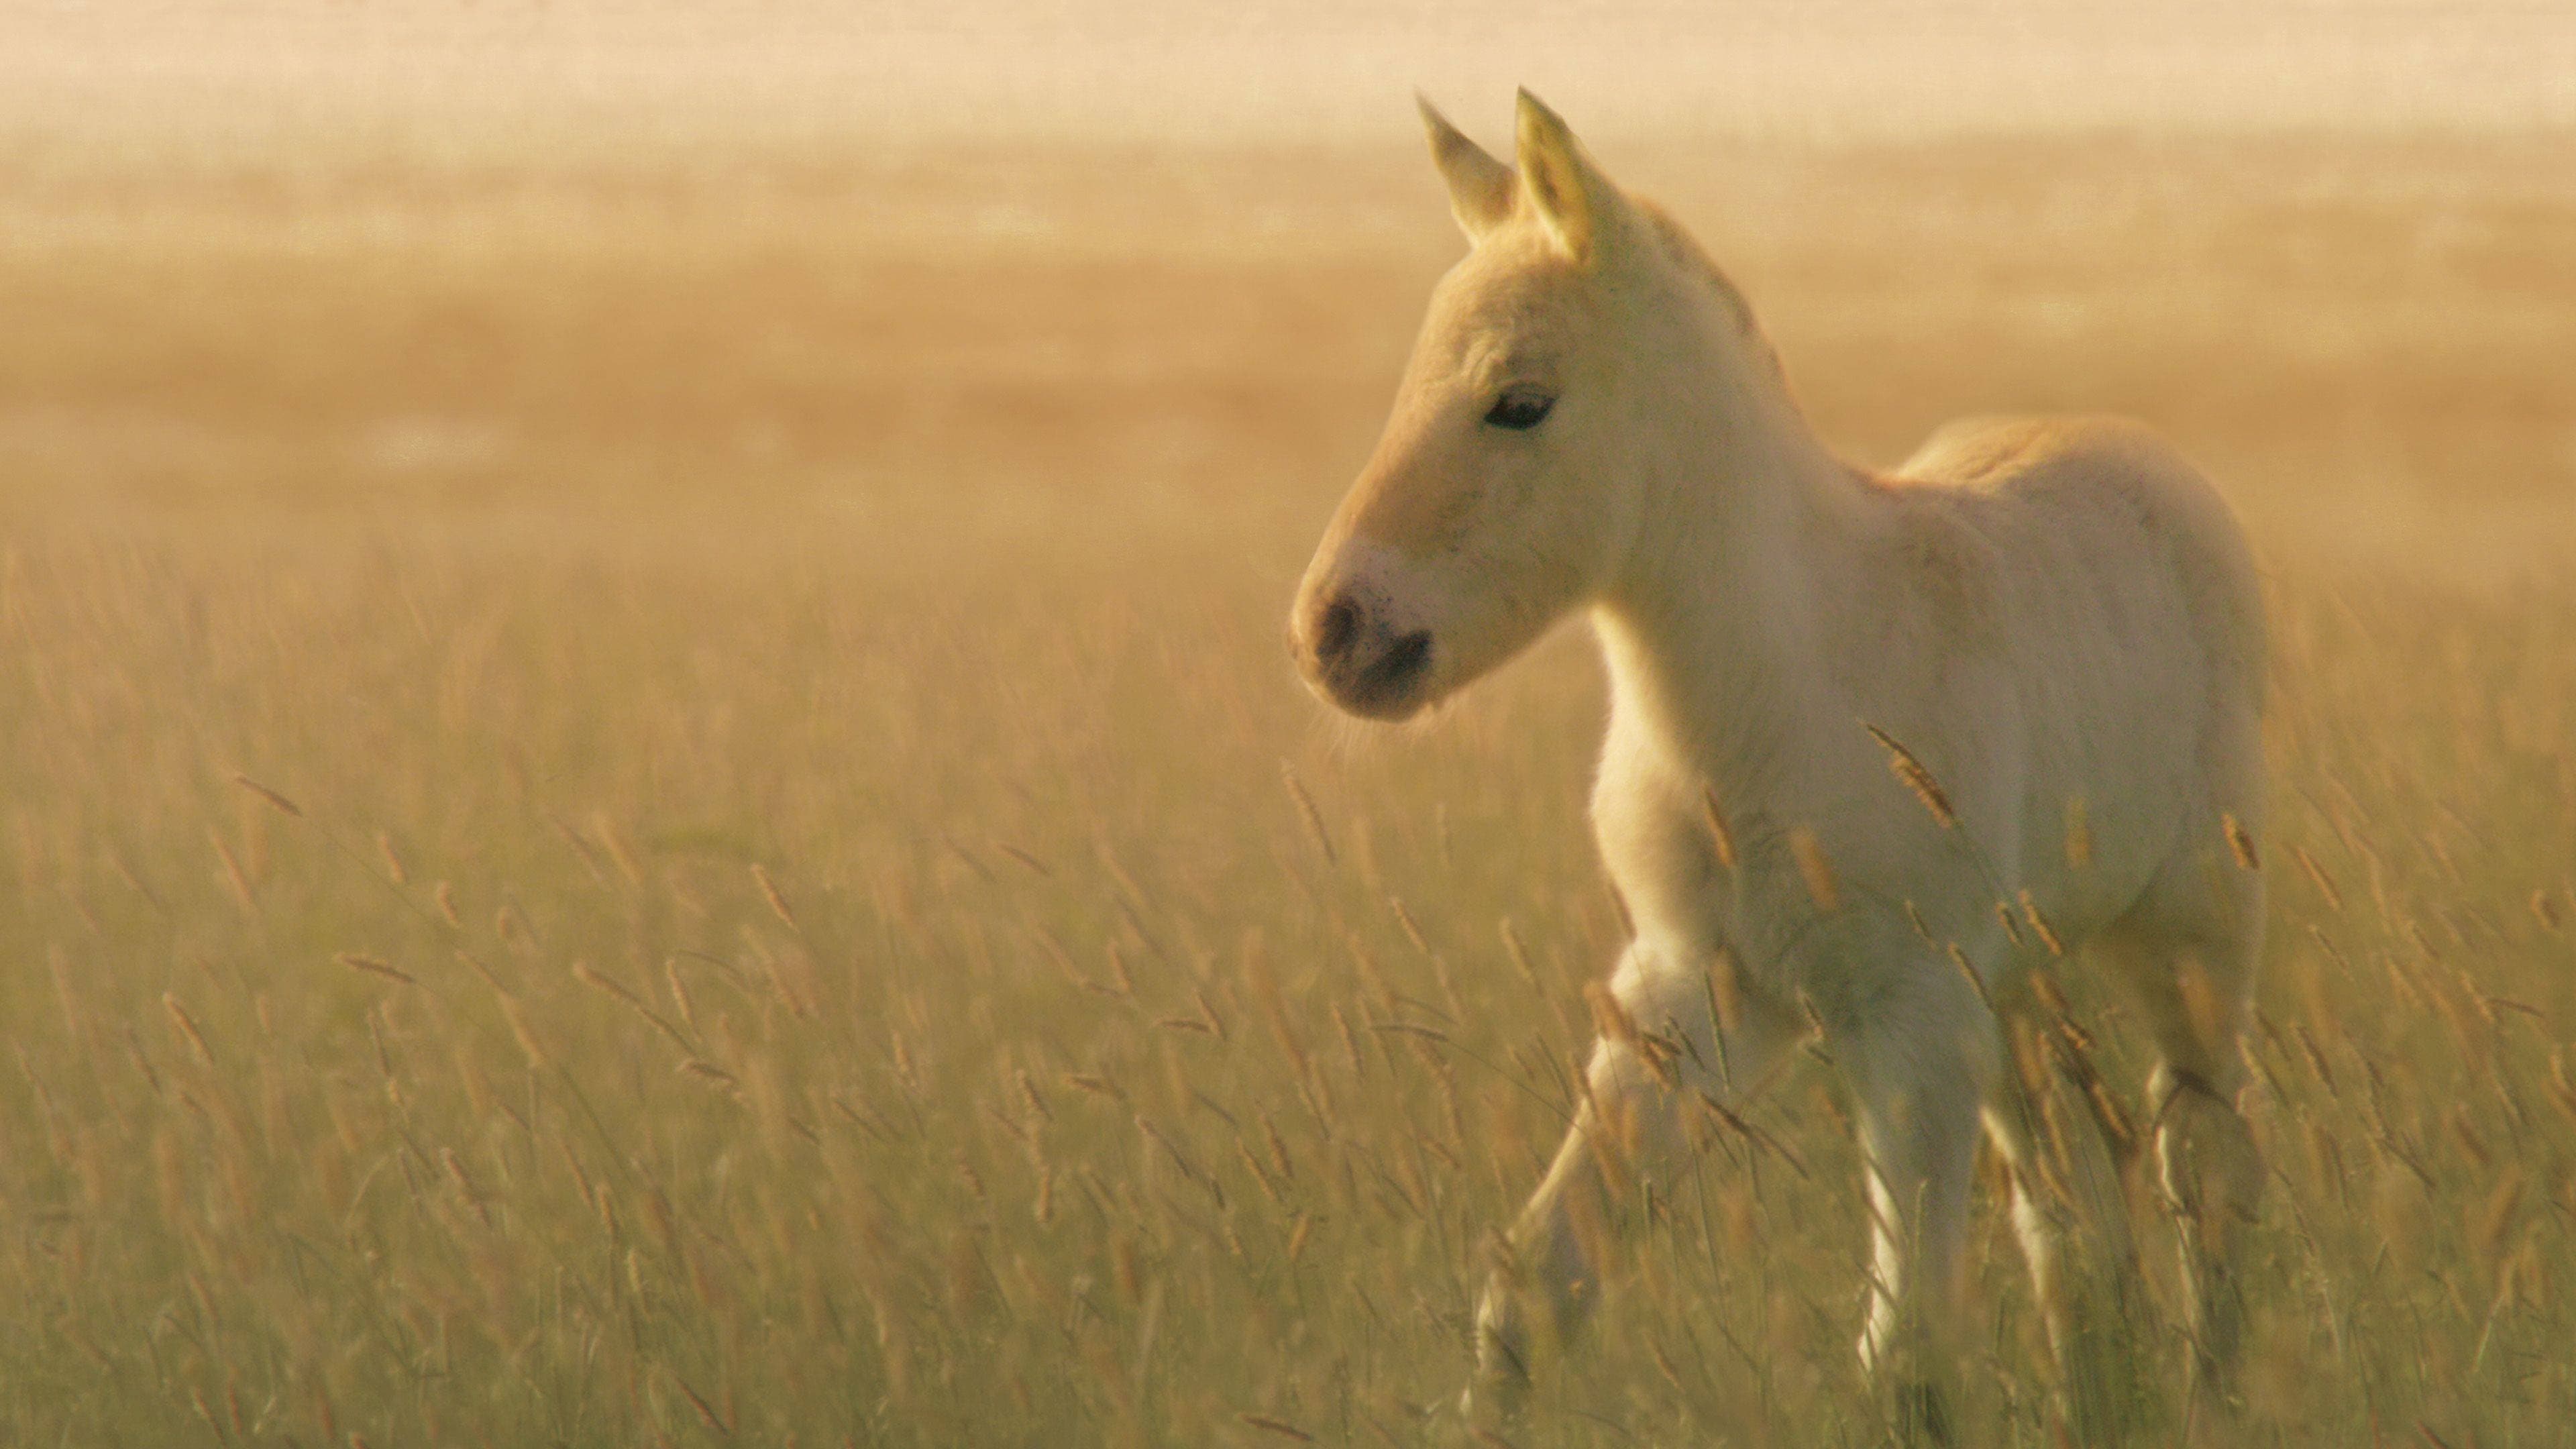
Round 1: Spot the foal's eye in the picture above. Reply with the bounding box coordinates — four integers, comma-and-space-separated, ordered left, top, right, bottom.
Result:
1483, 389, 1556, 431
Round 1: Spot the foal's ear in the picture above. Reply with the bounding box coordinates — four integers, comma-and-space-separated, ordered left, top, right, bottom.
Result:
1513, 89, 1618, 266
1417, 93, 1515, 242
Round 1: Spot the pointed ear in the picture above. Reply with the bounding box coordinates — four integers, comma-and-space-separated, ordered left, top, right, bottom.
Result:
1513, 89, 1616, 265
1417, 93, 1513, 242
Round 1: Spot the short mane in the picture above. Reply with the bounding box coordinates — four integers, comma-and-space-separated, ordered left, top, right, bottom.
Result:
1633, 199, 1780, 377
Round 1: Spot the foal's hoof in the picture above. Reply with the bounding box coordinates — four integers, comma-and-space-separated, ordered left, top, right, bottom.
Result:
1460, 1322, 1534, 1432
1458, 1375, 1525, 1433
1891, 1379, 1955, 1447
1459, 1353, 1532, 1431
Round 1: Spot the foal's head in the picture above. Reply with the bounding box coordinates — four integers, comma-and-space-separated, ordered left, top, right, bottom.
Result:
1291, 92, 1761, 720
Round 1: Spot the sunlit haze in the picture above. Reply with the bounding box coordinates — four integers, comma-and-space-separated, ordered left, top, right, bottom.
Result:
7, 0, 2575, 157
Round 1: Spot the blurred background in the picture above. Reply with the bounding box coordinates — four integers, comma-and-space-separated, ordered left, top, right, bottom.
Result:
2, 5, 2572, 1447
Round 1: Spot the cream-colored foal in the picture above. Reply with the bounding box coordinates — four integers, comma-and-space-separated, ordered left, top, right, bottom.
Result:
1291, 93, 2267, 1443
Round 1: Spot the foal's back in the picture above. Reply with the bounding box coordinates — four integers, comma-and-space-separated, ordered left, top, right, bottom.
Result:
1891, 414, 2263, 694
1864, 415, 2266, 930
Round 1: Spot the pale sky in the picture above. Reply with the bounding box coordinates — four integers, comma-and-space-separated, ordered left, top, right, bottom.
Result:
6, 0, 2574, 153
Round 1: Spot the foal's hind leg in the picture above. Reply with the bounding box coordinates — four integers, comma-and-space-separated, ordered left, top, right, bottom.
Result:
1982, 1009, 2149, 1442
2096, 851, 2265, 1424
1844, 983, 1995, 1445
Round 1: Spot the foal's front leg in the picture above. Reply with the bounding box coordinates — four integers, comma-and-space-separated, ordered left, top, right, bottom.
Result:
1466, 943, 1799, 1419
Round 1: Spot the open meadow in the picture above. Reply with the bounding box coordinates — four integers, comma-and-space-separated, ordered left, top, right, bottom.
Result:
3, 110, 2575, 1446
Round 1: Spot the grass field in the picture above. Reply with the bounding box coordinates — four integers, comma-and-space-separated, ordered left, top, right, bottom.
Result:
3, 122, 2573, 1446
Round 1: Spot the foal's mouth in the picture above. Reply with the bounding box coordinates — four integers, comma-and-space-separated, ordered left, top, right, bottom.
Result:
1335, 629, 1435, 720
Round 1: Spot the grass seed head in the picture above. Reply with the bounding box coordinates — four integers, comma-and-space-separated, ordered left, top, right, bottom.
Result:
1788, 826, 1840, 912
1993, 899, 2025, 947
1700, 784, 1739, 869
374, 830, 409, 885
1864, 724, 1957, 828
337, 953, 418, 987
2063, 796, 2093, 867
231, 773, 305, 818
753, 863, 798, 929
2224, 813, 2261, 870
1279, 761, 1336, 866
162, 994, 215, 1068
2018, 890, 2065, 957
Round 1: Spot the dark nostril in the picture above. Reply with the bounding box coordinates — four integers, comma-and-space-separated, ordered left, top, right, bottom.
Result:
1314, 596, 1361, 663
1373, 630, 1432, 690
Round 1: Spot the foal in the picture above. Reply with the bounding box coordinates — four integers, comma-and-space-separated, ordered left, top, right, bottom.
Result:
1289, 93, 2267, 1442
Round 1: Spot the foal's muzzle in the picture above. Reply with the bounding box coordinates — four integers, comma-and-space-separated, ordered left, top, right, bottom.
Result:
1293, 586, 1435, 720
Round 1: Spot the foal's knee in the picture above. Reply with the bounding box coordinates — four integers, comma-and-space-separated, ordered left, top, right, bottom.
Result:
1463, 1036, 1657, 1404
1462, 947, 1800, 1418
2150, 1066, 2263, 1231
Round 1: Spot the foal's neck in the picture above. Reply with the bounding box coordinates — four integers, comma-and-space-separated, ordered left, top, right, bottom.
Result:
1591, 352, 1882, 801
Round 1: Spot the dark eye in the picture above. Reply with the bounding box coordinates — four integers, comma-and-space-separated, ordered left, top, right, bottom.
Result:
1484, 389, 1555, 431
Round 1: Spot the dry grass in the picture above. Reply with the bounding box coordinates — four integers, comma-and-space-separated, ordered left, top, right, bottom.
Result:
0, 127, 2571, 1446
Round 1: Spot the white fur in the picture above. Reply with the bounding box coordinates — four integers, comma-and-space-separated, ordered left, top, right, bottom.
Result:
1291, 93, 2267, 1440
